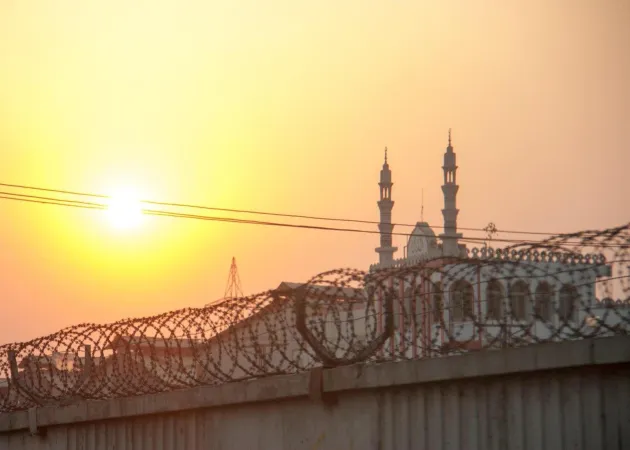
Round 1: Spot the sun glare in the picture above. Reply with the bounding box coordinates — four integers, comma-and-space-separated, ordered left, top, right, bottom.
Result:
105, 189, 144, 230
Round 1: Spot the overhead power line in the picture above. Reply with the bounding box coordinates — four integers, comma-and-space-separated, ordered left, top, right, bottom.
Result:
0, 181, 573, 237
0, 194, 104, 211
0, 191, 105, 209
0, 190, 628, 249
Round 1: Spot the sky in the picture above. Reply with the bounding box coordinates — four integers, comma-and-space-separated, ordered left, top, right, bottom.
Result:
0, 0, 628, 344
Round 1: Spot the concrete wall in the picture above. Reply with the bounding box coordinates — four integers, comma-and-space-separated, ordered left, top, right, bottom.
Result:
1, 336, 629, 450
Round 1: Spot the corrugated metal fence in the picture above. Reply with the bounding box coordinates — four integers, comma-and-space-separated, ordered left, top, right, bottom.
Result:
1, 336, 629, 449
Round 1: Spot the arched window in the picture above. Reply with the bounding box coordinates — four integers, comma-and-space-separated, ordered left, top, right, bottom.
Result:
559, 284, 579, 322
535, 282, 553, 321
431, 282, 443, 324
411, 286, 424, 326
451, 280, 474, 321
509, 280, 530, 321
402, 286, 419, 328
391, 282, 406, 330
486, 279, 504, 320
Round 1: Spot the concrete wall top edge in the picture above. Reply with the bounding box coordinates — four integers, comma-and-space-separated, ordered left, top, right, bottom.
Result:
1, 336, 628, 434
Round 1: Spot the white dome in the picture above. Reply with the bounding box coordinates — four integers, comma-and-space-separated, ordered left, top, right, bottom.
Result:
407, 222, 438, 259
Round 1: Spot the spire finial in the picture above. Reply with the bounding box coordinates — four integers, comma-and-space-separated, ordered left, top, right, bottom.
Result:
384, 146, 388, 163
448, 128, 452, 147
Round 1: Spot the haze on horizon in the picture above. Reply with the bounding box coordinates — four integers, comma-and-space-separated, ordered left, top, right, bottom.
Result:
0, 0, 628, 344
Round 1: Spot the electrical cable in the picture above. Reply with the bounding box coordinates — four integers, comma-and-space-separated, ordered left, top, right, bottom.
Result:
0, 181, 589, 237
0, 189, 628, 248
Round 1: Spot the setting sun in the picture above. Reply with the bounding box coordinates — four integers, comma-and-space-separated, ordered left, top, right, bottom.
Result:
105, 189, 144, 230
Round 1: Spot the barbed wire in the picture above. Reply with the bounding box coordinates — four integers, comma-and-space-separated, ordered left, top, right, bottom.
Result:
0, 223, 628, 413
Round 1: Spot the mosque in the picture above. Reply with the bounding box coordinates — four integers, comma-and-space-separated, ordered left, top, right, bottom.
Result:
368, 132, 616, 355
373, 130, 466, 268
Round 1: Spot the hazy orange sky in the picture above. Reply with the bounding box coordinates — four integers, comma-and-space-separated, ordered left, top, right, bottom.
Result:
0, 1, 628, 343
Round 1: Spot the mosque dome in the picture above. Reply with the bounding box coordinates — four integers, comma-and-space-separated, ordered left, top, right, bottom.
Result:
407, 222, 438, 259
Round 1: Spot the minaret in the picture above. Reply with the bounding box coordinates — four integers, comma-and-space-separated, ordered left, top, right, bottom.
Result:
376, 148, 398, 264
439, 129, 463, 256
